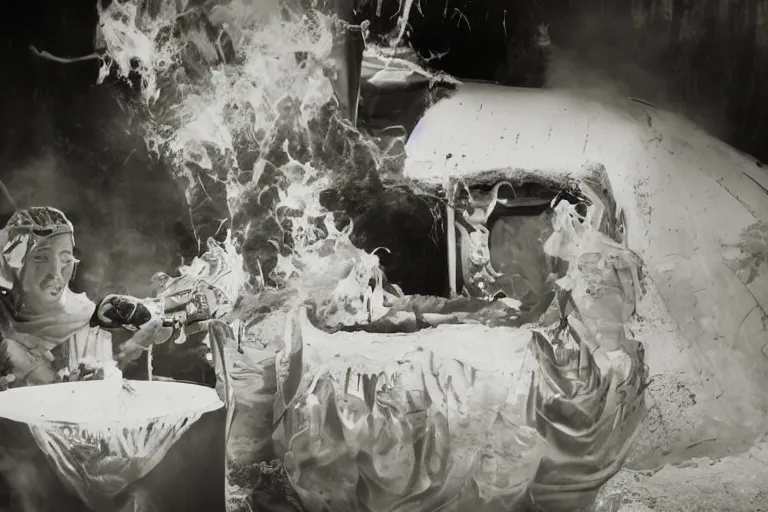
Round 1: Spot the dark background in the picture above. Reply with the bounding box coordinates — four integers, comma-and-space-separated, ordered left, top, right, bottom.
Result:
2, 0, 767, 299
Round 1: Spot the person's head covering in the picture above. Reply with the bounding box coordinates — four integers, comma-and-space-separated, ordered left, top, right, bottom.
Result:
0, 207, 94, 344
0, 207, 76, 291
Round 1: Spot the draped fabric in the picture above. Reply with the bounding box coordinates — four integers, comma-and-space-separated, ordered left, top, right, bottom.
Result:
271, 308, 542, 512
29, 411, 207, 511
0, 206, 115, 385
11, 290, 96, 345
263, 183, 648, 511
268, 307, 647, 512
0, 273, 114, 386
526, 331, 646, 511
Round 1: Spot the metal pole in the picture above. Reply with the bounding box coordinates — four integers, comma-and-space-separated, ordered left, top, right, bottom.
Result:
147, 345, 153, 382
446, 184, 457, 298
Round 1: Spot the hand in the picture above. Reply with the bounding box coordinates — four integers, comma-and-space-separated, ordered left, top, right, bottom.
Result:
68, 362, 106, 382
92, 294, 154, 330
183, 319, 211, 337
115, 315, 174, 369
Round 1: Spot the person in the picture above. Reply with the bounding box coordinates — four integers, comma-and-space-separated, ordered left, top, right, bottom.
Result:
542, 183, 642, 352
0, 207, 173, 390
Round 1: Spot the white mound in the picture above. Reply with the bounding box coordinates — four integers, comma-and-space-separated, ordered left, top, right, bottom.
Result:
0, 380, 223, 426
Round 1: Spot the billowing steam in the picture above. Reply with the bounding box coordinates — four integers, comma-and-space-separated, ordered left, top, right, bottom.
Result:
95, 0, 401, 326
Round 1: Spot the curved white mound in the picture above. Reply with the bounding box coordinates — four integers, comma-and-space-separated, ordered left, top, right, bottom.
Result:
405, 83, 768, 463
0, 379, 223, 426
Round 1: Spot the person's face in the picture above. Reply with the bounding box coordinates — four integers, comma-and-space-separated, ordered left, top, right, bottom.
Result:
20, 233, 76, 310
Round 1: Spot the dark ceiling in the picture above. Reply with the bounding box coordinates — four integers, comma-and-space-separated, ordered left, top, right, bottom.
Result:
4, 0, 768, 157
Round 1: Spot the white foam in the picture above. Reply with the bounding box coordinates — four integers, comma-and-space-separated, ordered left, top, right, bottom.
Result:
0, 380, 223, 426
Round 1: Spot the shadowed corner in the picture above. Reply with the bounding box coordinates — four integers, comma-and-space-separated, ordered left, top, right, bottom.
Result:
0, 182, 17, 228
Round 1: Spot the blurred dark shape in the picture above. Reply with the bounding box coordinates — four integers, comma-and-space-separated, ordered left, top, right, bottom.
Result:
324, 0, 365, 126
91, 294, 154, 330
0, 182, 17, 227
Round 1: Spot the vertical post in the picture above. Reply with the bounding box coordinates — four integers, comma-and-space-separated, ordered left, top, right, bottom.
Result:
329, 0, 364, 127
147, 345, 153, 382
446, 182, 457, 298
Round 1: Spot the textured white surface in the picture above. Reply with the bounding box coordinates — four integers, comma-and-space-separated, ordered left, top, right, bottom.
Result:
304, 322, 535, 377
405, 83, 768, 457
405, 84, 644, 183
0, 379, 223, 426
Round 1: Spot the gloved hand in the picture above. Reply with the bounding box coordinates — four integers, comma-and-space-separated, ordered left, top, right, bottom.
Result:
91, 294, 154, 331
